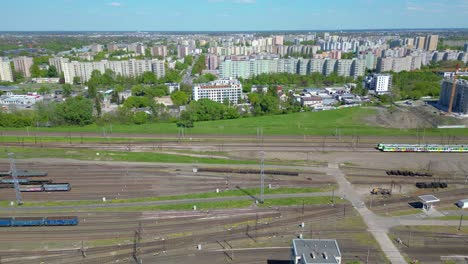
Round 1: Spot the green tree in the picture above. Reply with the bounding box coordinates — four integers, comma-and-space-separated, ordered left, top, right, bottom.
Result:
132, 111, 148, 125
171, 91, 189, 106
30, 64, 43, 78
54, 96, 94, 126
62, 84, 73, 98
73, 76, 81, 84
47, 65, 58, 77
94, 96, 102, 117
37, 86, 51, 95
141, 71, 157, 84
191, 55, 206, 76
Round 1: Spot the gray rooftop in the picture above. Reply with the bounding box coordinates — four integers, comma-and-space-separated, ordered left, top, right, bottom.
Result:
0, 86, 20, 92
418, 195, 440, 203
292, 239, 341, 264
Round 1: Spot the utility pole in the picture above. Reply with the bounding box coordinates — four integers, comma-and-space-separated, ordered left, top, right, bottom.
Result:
458, 211, 463, 231
80, 241, 87, 258
366, 247, 370, 264
260, 150, 265, 204
8, 153, 23, 206
133, 221, 143, 263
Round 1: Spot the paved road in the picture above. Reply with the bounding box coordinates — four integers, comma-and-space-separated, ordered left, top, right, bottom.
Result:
325, 163, 408, 264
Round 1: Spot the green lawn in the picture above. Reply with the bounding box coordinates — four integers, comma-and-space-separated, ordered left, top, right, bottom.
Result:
2, 107, 467, 136
93, 196, 339, 212
1, 146, 255, 164
0, 186, 335, 207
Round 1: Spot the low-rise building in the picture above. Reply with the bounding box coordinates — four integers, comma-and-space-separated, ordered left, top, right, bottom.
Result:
192, 78, 243, 104
365, 74, 392, 94
301, 96, 323, 108
165, 83, 180, 94
292, 239, 342, 264
31, 78, 61, 84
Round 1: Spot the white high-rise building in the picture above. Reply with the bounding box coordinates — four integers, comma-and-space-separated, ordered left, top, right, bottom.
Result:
0, 57, 14, 82
192, 78, 243, 104
49, 57, 70, 74
62, 59, 165, 84
369, 74, 392, 94
13, 56, 33, 77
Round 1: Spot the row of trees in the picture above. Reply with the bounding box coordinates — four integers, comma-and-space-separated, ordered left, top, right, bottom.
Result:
240, 72, 355, 92
191, 55, 207, 76
391, 71, 442, 100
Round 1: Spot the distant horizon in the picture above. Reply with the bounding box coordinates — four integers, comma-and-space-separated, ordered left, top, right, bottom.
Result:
1, 27, 468, 33
2, 0, 468, 31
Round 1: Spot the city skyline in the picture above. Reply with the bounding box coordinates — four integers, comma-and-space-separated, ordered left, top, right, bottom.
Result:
2, 0, 468, 31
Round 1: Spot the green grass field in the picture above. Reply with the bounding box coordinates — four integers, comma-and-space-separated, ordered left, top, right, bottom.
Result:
2, 107, 467, 136
0, 186, 335, 207
1, 146, 255, 164
91, 196, 341, 212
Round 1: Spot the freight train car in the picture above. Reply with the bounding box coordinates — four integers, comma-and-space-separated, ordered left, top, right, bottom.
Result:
377, 144, 468, 153
42, 183, 71, 192
1, 178, 29, 184
0, 216, 78, 227
19, 185, 44, 192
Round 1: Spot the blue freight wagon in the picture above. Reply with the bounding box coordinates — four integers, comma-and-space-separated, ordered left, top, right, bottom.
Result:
0, 216, 78, 227
11, 217, 45, 226
44, 216, 78, 226
0, 218, 11, 227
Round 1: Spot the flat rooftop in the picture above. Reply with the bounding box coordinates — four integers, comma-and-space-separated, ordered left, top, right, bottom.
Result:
292, 239, 341, 264
418, 195, 440, 204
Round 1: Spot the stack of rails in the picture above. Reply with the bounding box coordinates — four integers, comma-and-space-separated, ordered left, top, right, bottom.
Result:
377, 144, 468, 153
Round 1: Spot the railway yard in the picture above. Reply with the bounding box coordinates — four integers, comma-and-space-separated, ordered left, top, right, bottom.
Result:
0, 132, 467, 263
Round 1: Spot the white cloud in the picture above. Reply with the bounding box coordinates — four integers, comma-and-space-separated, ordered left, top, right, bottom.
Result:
235, 0, 256, 3
109, 2, 122, 7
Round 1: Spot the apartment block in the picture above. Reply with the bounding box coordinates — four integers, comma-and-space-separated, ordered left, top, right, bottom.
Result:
192, 78, 243, 104
62, 59, 165, 84
0, 57, 14, 82
13, 56, 33, 77
49, 57, 70, 74
439, 79, 468, 114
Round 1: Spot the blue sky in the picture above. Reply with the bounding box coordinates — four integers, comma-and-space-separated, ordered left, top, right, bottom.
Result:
2, 0, 468, 31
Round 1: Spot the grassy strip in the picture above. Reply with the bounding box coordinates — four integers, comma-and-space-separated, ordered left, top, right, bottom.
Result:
94, 196, 340, 212
2, 107, 467, 136
386, 209, 422, 217
431, 215, 466, 220
392, 225, 468, 234
0, 186, 335, 207
0, 146, 255, 165
0, 135, 180, 144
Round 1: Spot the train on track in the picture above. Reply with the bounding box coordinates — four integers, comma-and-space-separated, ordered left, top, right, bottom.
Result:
0, 182, 71, 192
0, 216, 78, 227
377, 144, 468, 153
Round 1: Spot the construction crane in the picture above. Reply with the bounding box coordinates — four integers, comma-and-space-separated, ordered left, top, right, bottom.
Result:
8, 153, 23, 206
447, 65, 468, 114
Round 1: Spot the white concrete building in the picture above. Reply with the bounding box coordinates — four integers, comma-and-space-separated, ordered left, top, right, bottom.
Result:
63, 59, 165, 84
49, 57, 70, 74
0, 57, 13, 82
192, 78, 242, 104
13, 56, 33, 77
370, 74, 392, 94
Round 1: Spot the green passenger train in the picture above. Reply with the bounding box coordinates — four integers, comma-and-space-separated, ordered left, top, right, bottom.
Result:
377, 144, 468, 153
